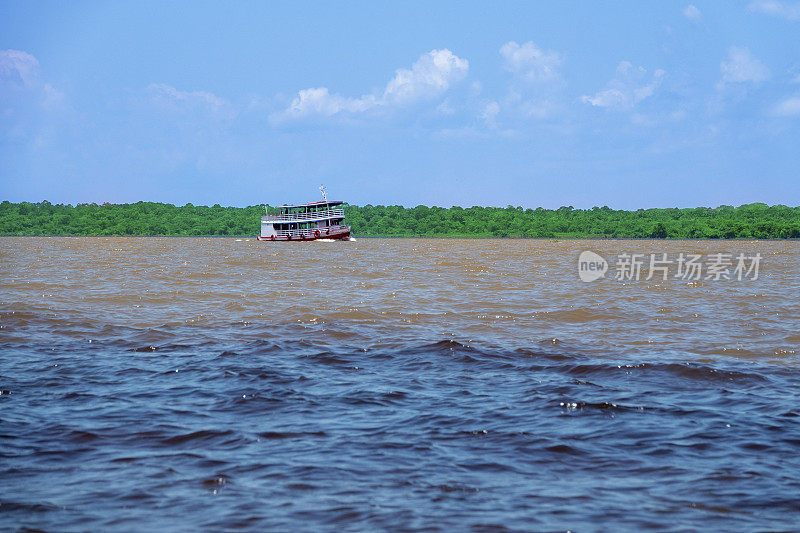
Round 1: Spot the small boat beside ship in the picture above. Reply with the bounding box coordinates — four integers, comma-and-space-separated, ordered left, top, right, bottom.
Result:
257, 187, 351, 241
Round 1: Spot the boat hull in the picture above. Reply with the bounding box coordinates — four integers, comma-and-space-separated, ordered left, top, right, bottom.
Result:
256, 228, 351, 242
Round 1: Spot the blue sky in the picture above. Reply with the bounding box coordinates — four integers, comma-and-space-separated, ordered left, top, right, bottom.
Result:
1, 1, 799, 209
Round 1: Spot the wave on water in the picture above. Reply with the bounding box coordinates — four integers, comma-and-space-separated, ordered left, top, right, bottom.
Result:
3, 324, 800, 530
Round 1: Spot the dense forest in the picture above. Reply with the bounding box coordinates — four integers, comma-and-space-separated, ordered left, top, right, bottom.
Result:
1, 200, 799, 239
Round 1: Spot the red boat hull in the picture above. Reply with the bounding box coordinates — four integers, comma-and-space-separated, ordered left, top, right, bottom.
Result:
256, 228, 351, 242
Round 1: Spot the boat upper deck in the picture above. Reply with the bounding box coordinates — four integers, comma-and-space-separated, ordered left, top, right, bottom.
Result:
263, 200, 346, 222
263, 208, 345, 222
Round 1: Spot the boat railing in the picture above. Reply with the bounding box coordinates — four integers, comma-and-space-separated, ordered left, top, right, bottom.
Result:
274, 225, 349, 238
263, 208, 345, 221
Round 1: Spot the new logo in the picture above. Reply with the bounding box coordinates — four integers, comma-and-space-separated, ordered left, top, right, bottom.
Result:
578, 251, 608, 282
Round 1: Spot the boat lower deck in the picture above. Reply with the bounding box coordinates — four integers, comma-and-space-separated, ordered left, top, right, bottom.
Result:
257, 226, 351, 241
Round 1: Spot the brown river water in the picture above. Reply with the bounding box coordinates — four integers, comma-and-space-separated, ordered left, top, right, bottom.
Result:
2, 237, 799, 530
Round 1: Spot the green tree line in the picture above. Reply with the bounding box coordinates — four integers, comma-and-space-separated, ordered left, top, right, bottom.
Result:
1, 200, 800, 239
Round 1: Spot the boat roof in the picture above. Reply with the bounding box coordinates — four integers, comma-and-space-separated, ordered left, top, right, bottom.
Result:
276, 200, 344, 209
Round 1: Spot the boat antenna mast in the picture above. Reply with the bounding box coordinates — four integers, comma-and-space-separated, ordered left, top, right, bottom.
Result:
319, 185, 328, 203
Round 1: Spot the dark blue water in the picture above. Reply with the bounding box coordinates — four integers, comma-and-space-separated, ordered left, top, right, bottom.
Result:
4, 330, 800, 531
2, 237, 800, 531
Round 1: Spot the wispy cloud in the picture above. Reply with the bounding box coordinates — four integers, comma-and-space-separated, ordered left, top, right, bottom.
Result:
146, 83, 233, 117
581, 61, 665, 109
748, 1, 800, 20
480, 101, 500, 128
277, 49, 468, 120
683, 4, 702, 22
436, 98, 456, 116
772, 96, 800, 116
485, 41, 566, 124
719, 46, 770, 84
500, 41, 562, 82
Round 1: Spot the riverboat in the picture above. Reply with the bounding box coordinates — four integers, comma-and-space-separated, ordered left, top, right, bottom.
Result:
256, 187, 351, 241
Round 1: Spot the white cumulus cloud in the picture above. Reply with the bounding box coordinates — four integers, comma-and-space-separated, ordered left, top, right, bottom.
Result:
581, 61, 665, 108
0, 49, 76, 146
281, 49, 468, 119
683, 4, 702, 21
383, 49, 468, 104
772, 96, 800, 116
720, 46, 770, 84
0, 49, 40, 87
287, 88, 376, 117
500, 41, 563, 82
748, 0, 800, 20
1, 49, 68, 112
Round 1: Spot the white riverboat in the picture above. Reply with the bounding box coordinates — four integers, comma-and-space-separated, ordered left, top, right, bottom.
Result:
257, 187, 351, 241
